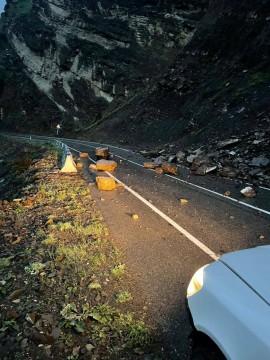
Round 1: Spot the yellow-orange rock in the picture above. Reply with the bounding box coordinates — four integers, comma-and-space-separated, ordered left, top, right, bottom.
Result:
143, 162, 158, 169
76, 163, 83, 169
155, 167, 164, 174
80, 152, 89, 159
96, 160, 117, 172
180, 198, 188, 204
96, 177, 116, 191
89, 164, 97, 170
161, 162, 178, 175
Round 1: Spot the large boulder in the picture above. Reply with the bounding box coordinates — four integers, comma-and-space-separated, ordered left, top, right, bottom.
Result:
96, 148, 110, 160
96, 177, 116, 191
96, 160, 117, 172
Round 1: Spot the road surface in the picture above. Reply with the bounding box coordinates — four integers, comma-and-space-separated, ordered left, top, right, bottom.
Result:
4, 133, 270, 359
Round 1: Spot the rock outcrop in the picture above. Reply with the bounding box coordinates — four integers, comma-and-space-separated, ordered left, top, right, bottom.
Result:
0, 0, 206, 131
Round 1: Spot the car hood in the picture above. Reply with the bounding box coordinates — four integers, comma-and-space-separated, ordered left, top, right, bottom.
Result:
220, 246, 270, 305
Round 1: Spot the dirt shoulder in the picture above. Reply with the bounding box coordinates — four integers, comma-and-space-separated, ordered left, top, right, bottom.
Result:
0, 138, 157, 360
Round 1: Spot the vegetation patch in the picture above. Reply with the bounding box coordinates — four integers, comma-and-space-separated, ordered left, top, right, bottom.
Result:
0, 139, 153, 359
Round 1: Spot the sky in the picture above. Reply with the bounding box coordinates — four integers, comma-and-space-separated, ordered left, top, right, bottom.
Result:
0, 0, 6, 14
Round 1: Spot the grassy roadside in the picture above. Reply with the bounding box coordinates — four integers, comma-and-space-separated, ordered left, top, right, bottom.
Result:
0, 139, 154, 359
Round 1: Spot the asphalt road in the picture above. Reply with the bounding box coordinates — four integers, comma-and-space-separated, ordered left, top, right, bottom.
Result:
4, 134, 270, 359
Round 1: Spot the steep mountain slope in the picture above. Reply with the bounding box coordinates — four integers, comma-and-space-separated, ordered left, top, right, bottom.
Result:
92, 0, 270, 148
0, 0, 207, 130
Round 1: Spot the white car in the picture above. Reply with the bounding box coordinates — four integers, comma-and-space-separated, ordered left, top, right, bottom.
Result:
187, 246, 270, 360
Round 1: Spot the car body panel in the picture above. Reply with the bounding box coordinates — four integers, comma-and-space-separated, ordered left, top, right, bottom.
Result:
221, 245, 270, 304
188, 248, 270, 360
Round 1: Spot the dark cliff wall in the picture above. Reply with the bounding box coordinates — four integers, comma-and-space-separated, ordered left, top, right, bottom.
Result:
89, 0, 270, 147
0, 0, 207, 131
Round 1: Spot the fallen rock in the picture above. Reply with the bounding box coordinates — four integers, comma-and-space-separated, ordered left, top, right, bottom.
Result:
89, 164, 97, 170
176, 151, 186, 162
79, 152, 89, 159
219, 167, 237, 178
143, 162, 158, 169
96, 148, 110, 160
191, 155, 210, 171
186, 154, 197, 164
155, 167, 164, 174
140, 150, 159, 158
195, 165, 217, 176
161, 162, 178, 175
132, 214, 139, 220
96, 160, 117, 172
180, 198, 188, 204
168, 155, 177, 163
224, 191, 231, 197
216, 139, 240, 150
76, 163, 83, 169
250, 156, 270, 167
153, 156, 165, 165
96, 177, 116, 191
240, 186, 256, 198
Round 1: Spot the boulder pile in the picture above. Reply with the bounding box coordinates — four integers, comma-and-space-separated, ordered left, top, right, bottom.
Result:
141, 129, 270, 187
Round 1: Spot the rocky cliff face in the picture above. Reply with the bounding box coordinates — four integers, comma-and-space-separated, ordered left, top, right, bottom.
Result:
0, 0, 207, 130
87, 0, 270, 185
94, 0, 270, 146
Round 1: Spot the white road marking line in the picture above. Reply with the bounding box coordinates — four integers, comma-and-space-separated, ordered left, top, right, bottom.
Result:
113, 154, 144, 167
259, 186, 270, 191
107, 172, 219, 261
79, 142, 270, 217
102, 149, 270, 217
165, 175, 270, 216
6, 135, 270, 215
59, 138, 132, 153
66, 142, 219, 261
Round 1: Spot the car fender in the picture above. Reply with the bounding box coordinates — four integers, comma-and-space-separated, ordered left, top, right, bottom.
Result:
188, 261, 270, 360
